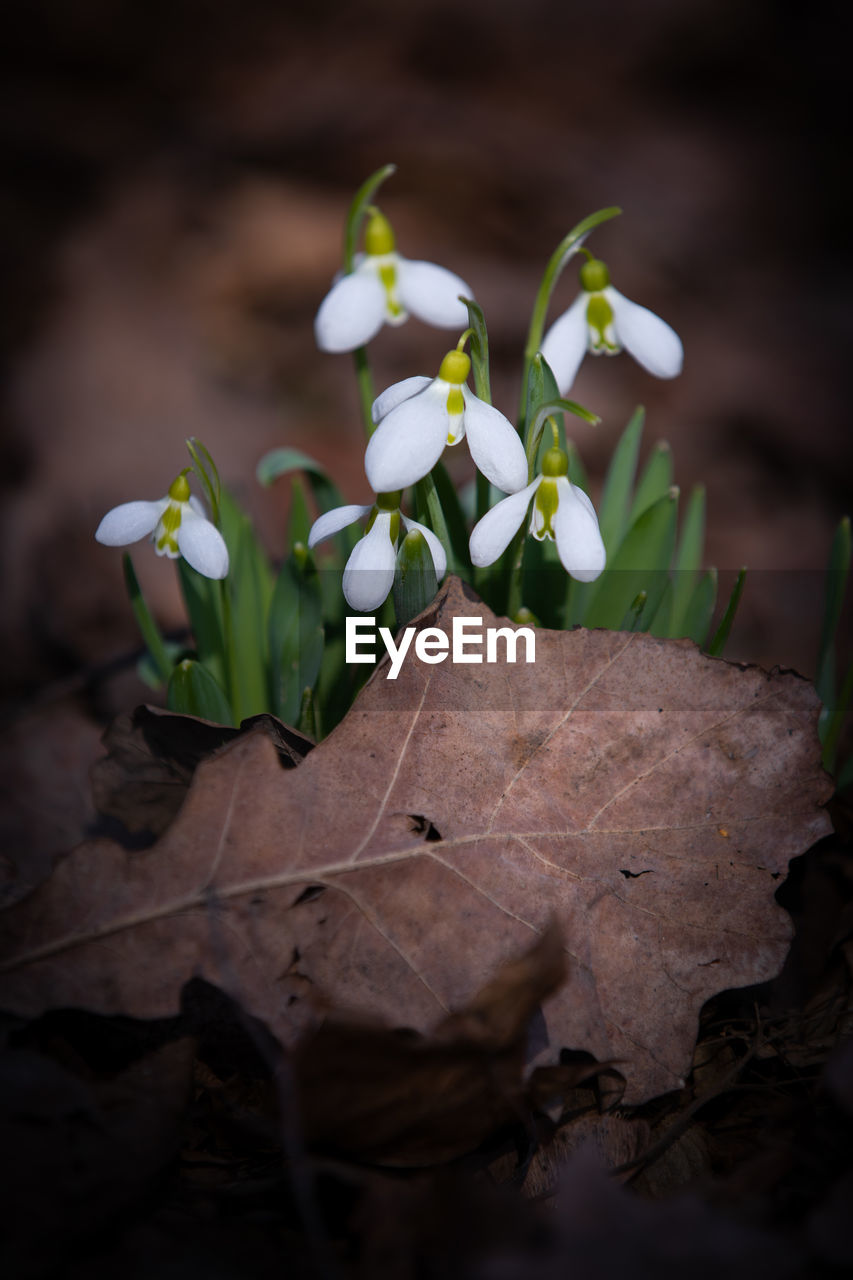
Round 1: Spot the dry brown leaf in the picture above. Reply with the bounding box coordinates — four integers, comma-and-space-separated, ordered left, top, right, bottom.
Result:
0, 578, 832, 1102
295, 925, 569, 1165
91, 705, 313, 838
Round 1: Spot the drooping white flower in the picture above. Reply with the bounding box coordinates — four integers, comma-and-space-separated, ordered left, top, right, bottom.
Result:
469, 446, 605, 583
365, 348, 528, 495
540, 256, 683, 395
314, 210, 471, 352
307, 492, 446, 612
95, 473, 229, 579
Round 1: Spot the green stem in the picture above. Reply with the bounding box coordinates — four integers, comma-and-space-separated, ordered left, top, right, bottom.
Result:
518, 206, 621, 433
506, 525, 527, 620
416, 473, 459, 577
353, 345, 376, 440
123, 553, 173, 684
219, 577, 241, 723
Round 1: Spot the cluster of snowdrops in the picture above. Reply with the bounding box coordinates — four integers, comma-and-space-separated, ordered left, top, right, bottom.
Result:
95, 166, 747, 738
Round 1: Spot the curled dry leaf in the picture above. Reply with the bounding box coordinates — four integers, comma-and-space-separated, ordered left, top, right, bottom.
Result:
0, 578, 833, 1103
295, 924, 572, 1165
92, 705, 313, 839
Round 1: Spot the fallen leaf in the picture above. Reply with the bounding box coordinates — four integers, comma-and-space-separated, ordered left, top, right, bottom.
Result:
0, 578, 833, 1103
295, 925, 574, 1165
91, 706, 313, 840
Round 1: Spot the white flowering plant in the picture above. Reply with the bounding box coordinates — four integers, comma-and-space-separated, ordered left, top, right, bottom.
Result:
96, 164, 851, 775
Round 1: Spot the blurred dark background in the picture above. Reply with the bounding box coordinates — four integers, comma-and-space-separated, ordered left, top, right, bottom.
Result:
1, 0, 850, 706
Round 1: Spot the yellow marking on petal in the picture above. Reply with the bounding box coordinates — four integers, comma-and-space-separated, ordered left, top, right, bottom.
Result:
532, 478, 559, 541
156, 530, 180, 555
154, 500, 183, 556
159, 502, 182, 536
586, 294, 618, 353
378, 263, 404, 318
446, 386, 465, 417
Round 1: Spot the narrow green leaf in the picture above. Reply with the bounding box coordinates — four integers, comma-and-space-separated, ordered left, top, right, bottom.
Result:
597, 406, 645, 560
681, 568, 718, 647
520, 537, 568, 631
185, 438, 221, 525
297, 686, 319, 741
619, 590, 648, 631
122, 553, 173, 685
628, 441, 673, 525
220, 490, 274, 722
668, 485, 706, 638
523, 354, 548, 476
415, 472, 457, 577
269, 546, 324, 726
821, 657, 853, 774
707, 567, 747, 656
462, 295, 494, 522
256, 447, 357, 566
167, 659, 233, 724
315, 635, 370, 736
258, 450, 353, 530
394, 530, 439, 627
178, 559, 226, 691
582, 487, 678, 631
647, 579, 674, 637
461, 296, 491, 404
137, 642, 185, 690
425, 461, 470, 574
816, 516, 851, 710
287, 477, 312, 547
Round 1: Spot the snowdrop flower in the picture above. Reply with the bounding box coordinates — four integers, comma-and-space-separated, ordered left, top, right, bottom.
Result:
365, 347, 528, 494
95, 472, 229, 579
314, 209, 471, 352
540, 256, 683, 395
469, 446, 605, 583
308, 490, 446, 612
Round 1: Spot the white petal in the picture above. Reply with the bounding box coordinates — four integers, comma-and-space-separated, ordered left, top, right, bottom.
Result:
469, 478, 541, 567
606, 287, 683, 379
177, 508, 230, 579
539, 292, 590, 394
188, 495, 206, 517
307, 504, 371, 549
460, 389, 528, 494
342, 512, 397, 612
364, 383, 449, 492
553, 477, 606, 582
572, 485, 598, 521
395, 259, 471, 328
95, 498, 166, 546
401, 516, 447, 582
314, 269, 386, 352
372, 375, 432, 425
